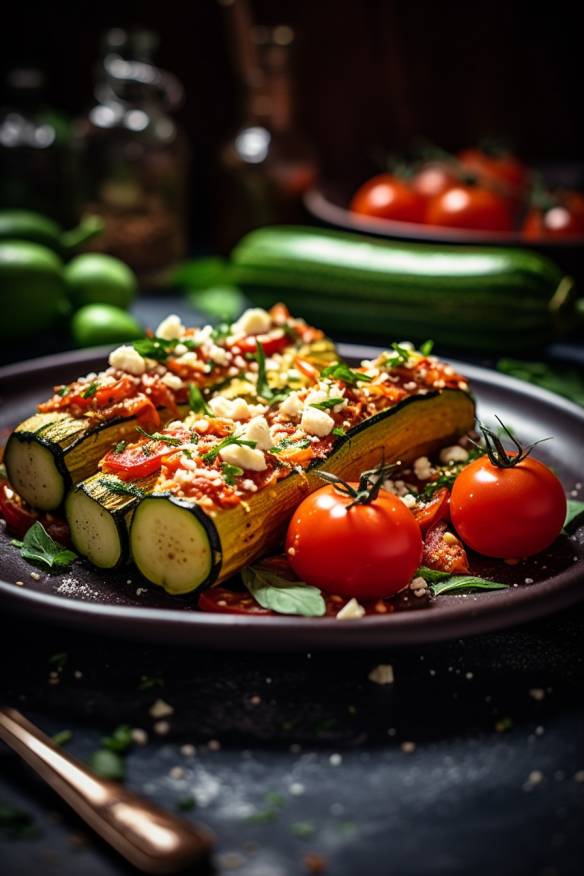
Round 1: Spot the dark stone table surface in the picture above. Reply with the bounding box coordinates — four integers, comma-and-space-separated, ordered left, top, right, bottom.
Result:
1, 296, 583, 876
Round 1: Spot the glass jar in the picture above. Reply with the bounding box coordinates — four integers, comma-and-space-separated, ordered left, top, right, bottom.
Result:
75, 29, 189, 286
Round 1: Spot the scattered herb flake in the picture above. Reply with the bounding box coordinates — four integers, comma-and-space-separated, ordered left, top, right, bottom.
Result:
222, 462, 244, 485
269, 437, 311, 454
102, 725, 133, 754
188, 383, 212, 416
99, 477, 145, 499
385, 342, 411, 367
321, 362, 372, 386
56, 386, 68, 397
332, 427, 346, 438
291, 821, 316, 839
52, 729, 73, 747
82, 382, 98, 398
420, 339, 434, 356
310, 397, 344, 411
89, 749, 125, 781
16, 522, 77, 571
135, 426, 183, 446
114, 440, 126, 454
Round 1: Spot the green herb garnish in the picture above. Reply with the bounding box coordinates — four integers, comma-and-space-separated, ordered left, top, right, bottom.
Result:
52, 729, 73, 747
136, 426, 183, 447
332, 427, 346, 437
254, 341, 289, 405
99, 477, 146, 498
321, 361, 372, 386
415, 567, 509, 594
242, 565, 325, 617
188, 383, 212, 416
114, 440, 126, 454
291, 821, 316, 839
310, 397, 344, 411
13, 522, 77, 571
420, 339, 434, 356
89, 749, 125, 781
102, 725, 133, 753
564, 499, 584, 531
222, 462, 244, 485
56, 386, 68, 397
385, 342, 411, 367
82, 382, 98, 398
269, 437, 311, 454
202, 434, 256, 464
132, 336, 199, 362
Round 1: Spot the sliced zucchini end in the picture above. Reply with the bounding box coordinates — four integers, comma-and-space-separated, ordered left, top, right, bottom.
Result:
130, 496, 219, 596
65, 488, 125, 570
4, 434, 67, 511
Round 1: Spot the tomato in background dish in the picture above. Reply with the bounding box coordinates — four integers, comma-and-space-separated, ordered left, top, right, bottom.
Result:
350, 174, 426, 224
457, 147, 529, 194
425, 182, 513, 232
411, 163, 458, 202
523, 189, 584, 239
451, 454, 566, 558
285, 479, 422, 600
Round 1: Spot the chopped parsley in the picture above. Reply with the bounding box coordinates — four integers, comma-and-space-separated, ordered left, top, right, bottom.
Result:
99, 477, 146, 498
188, 383, 212, 416
56, 385, 68, 397
321, 362, 372, 386
385, 342, 411, 367
202, 434, 257, 463
332, 427, 346, 437
221, 462, 244, 485
310, 397, 344, 411
420, 339, 434, 356
114, 440, 126, 454
210, 322, 232, 342
269, 437, 311, 454
82, 382, 98, 398
255, 341, 289, 404
135, 426, 183, 446
132, 335, 199, 362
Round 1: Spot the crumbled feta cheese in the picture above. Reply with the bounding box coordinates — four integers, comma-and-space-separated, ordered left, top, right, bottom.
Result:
232, 307, 272, 336
220, 443, 267, 472
161, 372, 184, 390
241, 479, 258, 492
336, 598, 366, 620
279, 391, 304, 419
155, 314, 184, 340
208, 344, 230, 366
243, 416, 272, 450
149, 699, 174, 718
400, 493, 417, 508
439, 445, 469, 464
108, 345, 146, 376
174, 351, 199, 366
410, 576, 428, 591
413, 456, 433, 480
403, 381, 417, 391
368, 664, 394, 685
208, 396, 253, 421
301, 406, 335, 437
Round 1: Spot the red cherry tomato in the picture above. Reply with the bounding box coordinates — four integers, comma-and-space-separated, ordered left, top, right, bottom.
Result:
235, 331, 290, 357
523, 204, 584, 239
450, 454, 566, 558
426, 183, 513, 232
458, 148, 529, 194
0, 481, 38, 538
422, 520, 469, 574
350, 174, 426, 223
412, 488, 450, 532
101, 429, 190, 479
411, 163, 458, 202
285, 484, 422, 600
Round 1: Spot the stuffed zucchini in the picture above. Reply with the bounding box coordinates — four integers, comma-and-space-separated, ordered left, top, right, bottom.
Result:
65, 308, 337, 567
128, 347, 475, 595
6, 305, 328, 511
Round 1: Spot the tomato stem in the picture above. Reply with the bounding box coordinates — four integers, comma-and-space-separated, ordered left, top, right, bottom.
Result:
474, 416, 551, 468
316, 459, 399, 508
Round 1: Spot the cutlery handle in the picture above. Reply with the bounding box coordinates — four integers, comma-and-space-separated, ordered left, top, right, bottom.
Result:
0, 707, 213, 874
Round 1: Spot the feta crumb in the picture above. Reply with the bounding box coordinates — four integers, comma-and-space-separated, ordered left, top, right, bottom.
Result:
154, 720, 170, 736
403, 381, 417, 391
439, 445, 469, 464
241, 478, 258, 492
181, 744, 195, 757
149, 698, 174, 719
232, 307, 272, 336
109, 344, 146, 376
243, 416, 272, 450
413, 456, 433, 480
301, 406, 335, 437
208, 344, 230, 366
529, 688, 545, 701
400, 493, 417, 508
329, 753, 343, 766
131, 728, 149, 746
336, 598, 366, 620
289, 782, 305, 796
220, 443, 267, 472
208, 395, 252, 421
368, 664, 394, 685
155, 314, 184, 340
401, 741, 416, 753
410, 576, 428, 591
161, 372, 184, 390
279, 391, 304, 419
169, 766, 185, 780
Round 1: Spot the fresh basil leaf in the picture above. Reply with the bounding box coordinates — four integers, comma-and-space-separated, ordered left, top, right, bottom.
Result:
414, 566, 451, 583
564, 499, 584, 531
17, 522, 77, 571
56, 385, 68, 397
132, 336, 176, 361
430, 575, 509, 596
254, 340, 289, 404
188, 383, 212, 416
222, 462, 244, 485
321, 362, 372, 386
310, 397, 344, 411
202, 435, 256, 463
99, 477, 146, 498
242, 566, 326, 617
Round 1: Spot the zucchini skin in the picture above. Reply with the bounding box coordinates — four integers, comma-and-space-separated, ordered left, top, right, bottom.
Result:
131, 387, 476, 595
231, 226, 579, 351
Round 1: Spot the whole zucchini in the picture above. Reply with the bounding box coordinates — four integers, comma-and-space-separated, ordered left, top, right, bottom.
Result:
129, 388, 475, 596
231, 226, 579, 351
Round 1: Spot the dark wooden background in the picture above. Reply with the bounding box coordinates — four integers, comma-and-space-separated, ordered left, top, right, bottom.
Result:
2, 0, 581, 241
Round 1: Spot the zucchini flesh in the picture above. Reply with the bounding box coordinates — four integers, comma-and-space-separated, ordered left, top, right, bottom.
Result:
231, 227, 579, 350
130, 497, 220, 595
130, 388, 475, 596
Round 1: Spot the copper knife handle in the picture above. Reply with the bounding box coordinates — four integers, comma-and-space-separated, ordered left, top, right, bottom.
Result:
0, 707, 214, 874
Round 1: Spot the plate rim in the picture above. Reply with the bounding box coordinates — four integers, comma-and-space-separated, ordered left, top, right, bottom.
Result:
1, 344, 583, 650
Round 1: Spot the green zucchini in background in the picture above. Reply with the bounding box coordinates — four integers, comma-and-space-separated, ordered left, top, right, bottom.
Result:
231, 226, 580, 351
0, 240, 69, 339
0, 209, 104, 254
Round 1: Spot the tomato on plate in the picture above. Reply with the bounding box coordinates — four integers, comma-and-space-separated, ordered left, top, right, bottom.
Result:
101, 429, 190, 479
450, 431, 566, 558
412, 487, 450, 532
523, 192, 584, 239
422, 519, 469, 574
285, 467, 422, 600
426, 182, 513, 232
0, 481, 38, 538
457, 147, 529, 195
350, 174, 426, 224
411, 162, 458, 202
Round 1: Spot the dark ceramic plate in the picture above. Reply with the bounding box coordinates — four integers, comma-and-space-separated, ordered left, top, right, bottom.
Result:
0, 346, 583, 651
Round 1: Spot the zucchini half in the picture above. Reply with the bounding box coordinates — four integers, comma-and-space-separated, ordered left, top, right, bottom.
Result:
129, 388, 475, 596
4, 408, 185, 512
